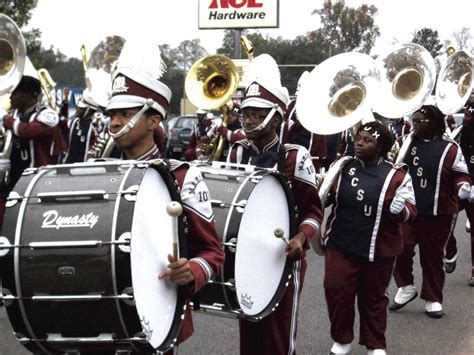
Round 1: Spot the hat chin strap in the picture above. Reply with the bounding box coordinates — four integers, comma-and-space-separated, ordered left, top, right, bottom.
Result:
109, 99, 154, 139
244, 105, 278, 133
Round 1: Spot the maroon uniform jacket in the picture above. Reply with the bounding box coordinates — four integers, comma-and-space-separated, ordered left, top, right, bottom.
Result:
184, 119, 214, 161
3, 104, 64, 191
397, 134, 471, 215
227, 136, 323, 250
283, 99, 327, 171
388, 118, 412, 140
324, 158, 417, 260
132, 145, 224, 344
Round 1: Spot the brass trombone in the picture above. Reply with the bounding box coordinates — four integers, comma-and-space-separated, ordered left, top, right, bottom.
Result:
37, 67, 57, 110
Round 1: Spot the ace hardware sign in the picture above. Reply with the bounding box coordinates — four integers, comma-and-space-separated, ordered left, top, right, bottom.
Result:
198, 0, 279, 29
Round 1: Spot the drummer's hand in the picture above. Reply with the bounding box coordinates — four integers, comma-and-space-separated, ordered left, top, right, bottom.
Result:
286, 232, 306, 260
158, 254, 195, 285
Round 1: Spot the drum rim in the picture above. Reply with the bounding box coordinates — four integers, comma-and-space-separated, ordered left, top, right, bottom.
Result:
138, 160, 188, 352
238, 169, 297, 319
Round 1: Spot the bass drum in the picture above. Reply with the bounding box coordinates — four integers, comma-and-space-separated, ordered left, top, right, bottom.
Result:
192, 162, 296, 319
0, 160, 186, 354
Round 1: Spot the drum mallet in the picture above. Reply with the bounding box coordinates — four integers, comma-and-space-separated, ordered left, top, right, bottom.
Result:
274, 228, 290, 246
167, 201, 183, 260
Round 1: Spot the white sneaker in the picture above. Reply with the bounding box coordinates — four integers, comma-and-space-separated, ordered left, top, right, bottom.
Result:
467, 219, 471, 233
330, 342, 351, 354
425, 301, 444, 318
425, 301, 442, 312
367, 350, 386, 355
394, 284, 417, 304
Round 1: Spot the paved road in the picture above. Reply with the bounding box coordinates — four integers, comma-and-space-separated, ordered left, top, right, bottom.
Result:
1, 211, 473, 355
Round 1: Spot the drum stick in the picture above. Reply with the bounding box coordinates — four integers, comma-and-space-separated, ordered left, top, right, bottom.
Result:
274, 228, 290, 246
166, 201, 183, 260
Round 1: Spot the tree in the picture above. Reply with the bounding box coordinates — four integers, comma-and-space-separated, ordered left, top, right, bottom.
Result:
310, 0, 380, 55
449, 27, 473, 54
0, 0, 42, 56
170, 39, 208, 72
411, 28, 443, 57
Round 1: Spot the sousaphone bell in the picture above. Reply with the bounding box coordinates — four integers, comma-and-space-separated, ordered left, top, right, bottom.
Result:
185, 54, 239, 161
296, 52, 380, 135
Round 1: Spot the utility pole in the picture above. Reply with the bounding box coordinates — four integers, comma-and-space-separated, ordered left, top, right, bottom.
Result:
233, 29, 242, 59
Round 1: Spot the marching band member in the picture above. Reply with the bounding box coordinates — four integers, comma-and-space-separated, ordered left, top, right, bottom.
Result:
445, 96, 474, 285
184, 108, 214, 161
284, 98, 327, 173
212, 104, 246, 161
226, 54, 323, 355
0, 75, 65, 228
105, 40, 224, 354
389, 104, 471, 318
460, 98, 474, 286
63, 90, 99, 163
322, 121, 416, 355
282, 71, 327, 173
387, 116, 412, 140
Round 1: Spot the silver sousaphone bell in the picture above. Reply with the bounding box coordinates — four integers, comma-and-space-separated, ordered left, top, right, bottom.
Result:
373, 43, 436, 118
296, 52, 380, 135
436, 49, 473, 115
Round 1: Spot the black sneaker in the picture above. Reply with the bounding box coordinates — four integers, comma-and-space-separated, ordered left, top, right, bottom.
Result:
469, 277, 474, 287
445, 260, 456, 274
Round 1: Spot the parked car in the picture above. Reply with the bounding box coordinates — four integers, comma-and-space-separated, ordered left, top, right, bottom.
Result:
167, 115, 198, 159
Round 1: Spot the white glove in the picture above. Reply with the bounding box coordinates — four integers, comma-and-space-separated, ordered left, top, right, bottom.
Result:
0, 108, 7, 120
390, 195, 405, 214
469, 186, 474, 203
458, 183, 471, 200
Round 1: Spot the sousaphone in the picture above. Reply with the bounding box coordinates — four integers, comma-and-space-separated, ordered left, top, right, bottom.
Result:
185, 54, 239, 161
296, 52, 380, 135
0, 14, 26, 186
436, 49, 473, 115
373, 43, 436, 118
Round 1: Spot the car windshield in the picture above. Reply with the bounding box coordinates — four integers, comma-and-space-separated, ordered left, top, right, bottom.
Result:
175, 117, 197, 128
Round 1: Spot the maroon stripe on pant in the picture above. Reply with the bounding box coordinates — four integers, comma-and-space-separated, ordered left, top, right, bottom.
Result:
239, 259, 306, 355
324, 248, 395, 350
393, 214, 454, 303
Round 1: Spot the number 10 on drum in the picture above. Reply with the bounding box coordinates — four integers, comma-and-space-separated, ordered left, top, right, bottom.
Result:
166, 201, 183, 259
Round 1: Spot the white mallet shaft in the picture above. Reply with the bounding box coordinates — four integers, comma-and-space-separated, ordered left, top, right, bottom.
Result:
167, 201, 183, 260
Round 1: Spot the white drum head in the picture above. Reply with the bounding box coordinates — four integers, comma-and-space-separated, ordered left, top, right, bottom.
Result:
131, 168, 178, 349
235, 174, 290, 317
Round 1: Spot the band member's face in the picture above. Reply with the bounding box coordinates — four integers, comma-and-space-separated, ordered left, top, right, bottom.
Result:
108, 107, 157, 150
354, 130, 380, 162
75, 106, 87, 118
412, 110, 431, 137
464, 106, 473, 125
9, 90, 30, 111
241, 107, 276, 140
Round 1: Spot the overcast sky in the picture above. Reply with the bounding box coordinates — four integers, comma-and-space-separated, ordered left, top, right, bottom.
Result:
27, 0, 473, 59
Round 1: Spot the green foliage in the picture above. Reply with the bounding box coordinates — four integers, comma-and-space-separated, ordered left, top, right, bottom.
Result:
310, 0, 380, 54
0, 0, 42, 56
411, 28, 443, 57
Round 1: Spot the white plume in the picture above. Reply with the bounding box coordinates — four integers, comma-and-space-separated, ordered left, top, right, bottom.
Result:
246, 54, 281, 88
116, 37, 166, 79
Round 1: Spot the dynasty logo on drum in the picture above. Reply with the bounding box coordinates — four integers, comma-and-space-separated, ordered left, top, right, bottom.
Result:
240, 293, 254, 310
140, 316, 153, 342
41, 210, 99, 229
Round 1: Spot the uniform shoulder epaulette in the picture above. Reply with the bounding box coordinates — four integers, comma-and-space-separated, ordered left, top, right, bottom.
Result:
167, 159, 190, 172
283, 143, 303, 152
235, 138, 252, 148
441, 134, 457, 144
392, 162, 408, 171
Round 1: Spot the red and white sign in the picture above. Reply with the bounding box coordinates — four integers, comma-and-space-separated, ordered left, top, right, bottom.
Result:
198, 0, 279, 29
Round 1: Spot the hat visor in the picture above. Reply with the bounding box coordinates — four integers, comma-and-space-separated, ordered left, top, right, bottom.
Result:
241, 98, 274, 110
106, 100, 144, 112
